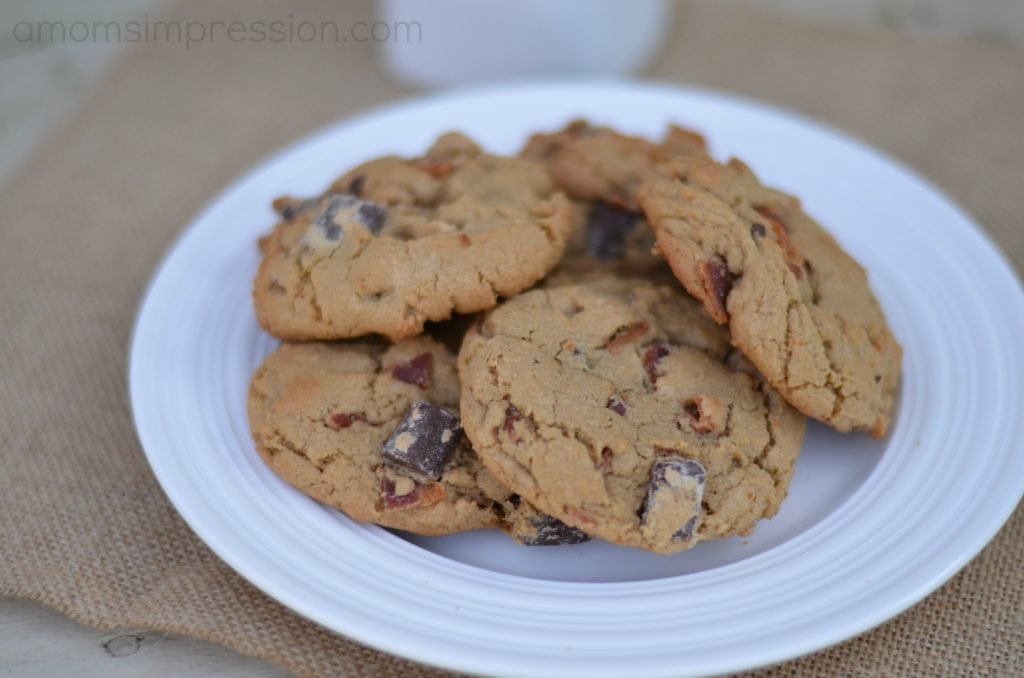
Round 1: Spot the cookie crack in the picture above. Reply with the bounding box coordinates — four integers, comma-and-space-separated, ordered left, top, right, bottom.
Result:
292, 256, 325, 324
270, 430, 325, 470
751, 382, 779, 483
808, 316, 853, 424
476, 269, 501, 304
781, 298, 797, 391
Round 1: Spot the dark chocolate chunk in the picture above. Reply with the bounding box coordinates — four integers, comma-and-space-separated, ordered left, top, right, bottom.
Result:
607, 397, 627, 416
358, 201, 387, 234
280, 201, 301, 222
674, 516, 700, 543
750, 223, 767, 238
520, 515, 591, 546
585, 202, 642, 260
381, 402, 462, 478
311, 194, 387, 242
391, 352, 434, 389
348, 175, 365, 197
313, 195, 347, 241
275, 195, 322, 222
641, 458, 706, 543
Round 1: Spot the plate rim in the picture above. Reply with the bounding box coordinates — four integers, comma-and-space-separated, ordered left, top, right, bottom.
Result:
129, 79, 1024, 677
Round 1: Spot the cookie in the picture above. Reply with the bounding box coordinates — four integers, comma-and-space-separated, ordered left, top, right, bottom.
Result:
523, 120, 707, 281
636, 155, 902, 437
254, 132, 574, 342
546, 199, 667, 282
522, 119, 708, 210
248, 335, 588, 544
458, 279, 807, 554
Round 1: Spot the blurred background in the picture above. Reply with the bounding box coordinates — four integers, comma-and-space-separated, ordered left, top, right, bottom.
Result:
2, 0, 1023, 185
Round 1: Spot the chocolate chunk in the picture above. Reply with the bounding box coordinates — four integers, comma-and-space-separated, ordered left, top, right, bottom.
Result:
674, 516, 699, 543
391, 352, 433, 389
640, 458, 706, 544
519, 515, 591, 546
358, 202, 386, 234
274, 195, 322, 222
699, 255, 735, 323
381, 402, 462, 478
312, 195, 347, 241
585, 202, 642, 260
607, 397, 627, 416
750, 223, 766, 238
309, 194, 387, 244
643, 344, 670, 384
348, 175, 365, 197
605, 321, 650, 353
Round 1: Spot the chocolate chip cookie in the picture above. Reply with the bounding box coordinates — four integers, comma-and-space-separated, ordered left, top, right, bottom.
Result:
637, 155, 902, 436
254, 133, 574, 342
458, 279, 806, 554
522, 120, 708, 210
546, 200, 666, 282
248, 335, 588, 543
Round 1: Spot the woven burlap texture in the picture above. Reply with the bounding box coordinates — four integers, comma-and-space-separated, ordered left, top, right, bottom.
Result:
1, 0, 1021, 675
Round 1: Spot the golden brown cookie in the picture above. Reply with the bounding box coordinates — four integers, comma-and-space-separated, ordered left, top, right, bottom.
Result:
248, 336, 588, 544
458, 279, 806, 554
254, 133, 574, 342
522, 119, 708, 210
637, 155, 902, 437
546, 199, 667, 282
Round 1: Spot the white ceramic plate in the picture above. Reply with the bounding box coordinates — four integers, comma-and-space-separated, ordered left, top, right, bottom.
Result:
130, 82, 1024, 677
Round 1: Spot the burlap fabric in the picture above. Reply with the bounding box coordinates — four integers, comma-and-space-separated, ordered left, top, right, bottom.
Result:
1, 0, 1021, 675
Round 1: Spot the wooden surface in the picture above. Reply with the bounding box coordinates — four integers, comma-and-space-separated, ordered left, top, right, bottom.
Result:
0, 599, 289, 677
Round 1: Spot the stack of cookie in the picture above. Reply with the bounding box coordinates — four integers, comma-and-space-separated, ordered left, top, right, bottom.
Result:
248, 121, 901, 554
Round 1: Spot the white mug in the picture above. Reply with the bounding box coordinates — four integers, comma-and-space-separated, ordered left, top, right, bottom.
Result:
379, 0, 673, 88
